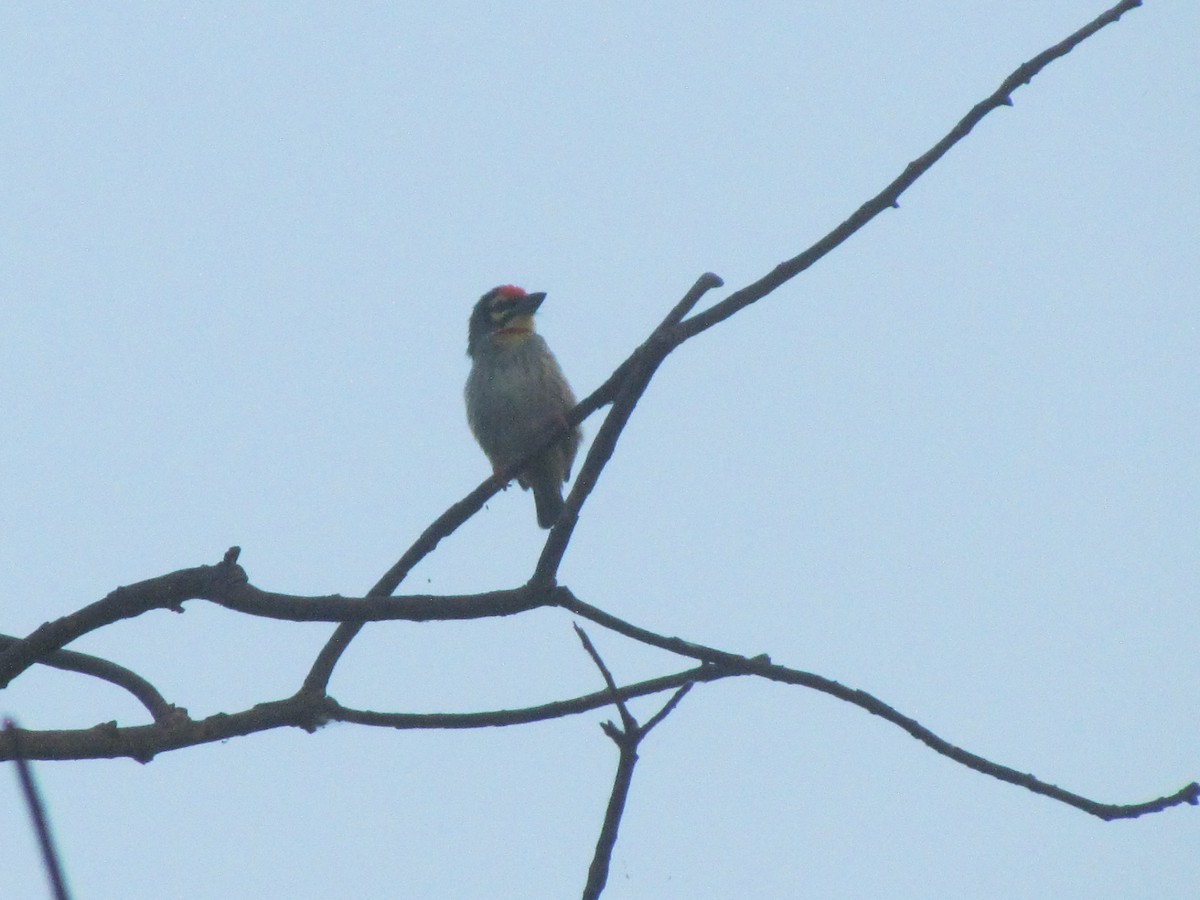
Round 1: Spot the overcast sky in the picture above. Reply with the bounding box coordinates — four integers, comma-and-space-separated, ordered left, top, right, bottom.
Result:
2, 3, 1197, 898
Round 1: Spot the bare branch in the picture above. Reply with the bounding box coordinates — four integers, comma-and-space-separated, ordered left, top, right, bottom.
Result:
333, 663, 726, 730
0, 550, 246, 689
574, 624, 638, 735
574, 626, 693, 900
304, 274, 726, 692
300, 0, 1144, 700
670, 0, 1144, 344
0, 635, 178, 723
0, 552, 556, 691
583, 733, 637, 900
1, 12, 1184, 893
656, 271, 725, 331
559, 589, 1198, 821
0, 663, 728, 762
4, 718, 73, 900
534, 275, 725, 587
640, 682, 693, 737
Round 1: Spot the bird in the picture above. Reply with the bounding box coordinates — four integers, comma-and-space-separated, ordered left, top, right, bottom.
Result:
465, 285, 582, 528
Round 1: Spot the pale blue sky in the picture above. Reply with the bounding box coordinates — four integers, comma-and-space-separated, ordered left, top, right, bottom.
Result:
2, 3, 1197, 898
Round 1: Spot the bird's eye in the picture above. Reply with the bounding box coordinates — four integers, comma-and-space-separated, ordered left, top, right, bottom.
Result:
487, 296, 519, 320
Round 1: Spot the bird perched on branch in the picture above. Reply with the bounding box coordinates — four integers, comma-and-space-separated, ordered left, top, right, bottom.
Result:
465, 285, 581, 528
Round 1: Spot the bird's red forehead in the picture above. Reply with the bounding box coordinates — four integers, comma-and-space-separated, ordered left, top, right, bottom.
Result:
495, 285, 527, 300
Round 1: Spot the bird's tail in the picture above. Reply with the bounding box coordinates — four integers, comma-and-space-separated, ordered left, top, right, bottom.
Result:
531, 477, 566, 529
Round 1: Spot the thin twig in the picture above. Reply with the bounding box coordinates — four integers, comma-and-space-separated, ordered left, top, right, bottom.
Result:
4, 718, 72, 900
533, 275, 725, 587
574, 625, 637, 733
641, 682, 693, 736
0, 635, 178, 722
671, 0, 1143, 344
558, 589, 1198, 821
0, 549, 247, 689
657, 272, 724, 330
574, 627, 693, 900
0, 663, 731, 762
583, 732, 637, 900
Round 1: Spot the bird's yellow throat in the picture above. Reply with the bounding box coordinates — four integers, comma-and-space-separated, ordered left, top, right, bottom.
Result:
492, 313, 535, 344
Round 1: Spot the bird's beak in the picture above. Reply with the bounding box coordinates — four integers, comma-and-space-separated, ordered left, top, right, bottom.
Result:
513, 292, 546, 315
